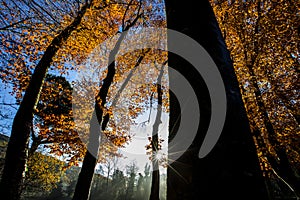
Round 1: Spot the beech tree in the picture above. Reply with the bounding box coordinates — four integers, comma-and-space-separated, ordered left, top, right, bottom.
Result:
0, 1, 93, 199
165, 0, 268, 199
72, 2, 145, 198
211, 0, 300, 197
147, 62, 167, 200
72, 1, 167, 199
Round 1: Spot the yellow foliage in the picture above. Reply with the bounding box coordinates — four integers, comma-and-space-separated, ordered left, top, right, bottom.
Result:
25, 152, 65, 191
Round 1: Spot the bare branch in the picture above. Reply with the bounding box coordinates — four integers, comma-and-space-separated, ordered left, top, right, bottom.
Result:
0, 102, 18, 110
0, 18, 32, 30
30, 0, 60, 25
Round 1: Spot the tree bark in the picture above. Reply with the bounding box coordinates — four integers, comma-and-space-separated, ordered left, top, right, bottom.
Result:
0, 3, 91, 200
166, 0, 268, 199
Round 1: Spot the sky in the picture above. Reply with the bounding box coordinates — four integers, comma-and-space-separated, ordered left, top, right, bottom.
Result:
0, 81, 17, 135
118, 110, 168, 174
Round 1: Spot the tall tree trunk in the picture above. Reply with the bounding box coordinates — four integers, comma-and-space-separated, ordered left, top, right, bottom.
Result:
149, 65, 164, 200
73, 25, 133, 200
72, 48, 118, 200
165, 0, 268, 199
0, 3, 91, 200
72, 4, 142, 198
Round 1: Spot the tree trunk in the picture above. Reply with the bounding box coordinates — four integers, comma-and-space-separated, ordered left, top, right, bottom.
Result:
72, 111, 102, 200
166, 0, 268, 199
72, 30, 127, 200
149, 65, 164, 200
72, 6, 142, 198
150, 169, 160, 200
0, 3, 91, 200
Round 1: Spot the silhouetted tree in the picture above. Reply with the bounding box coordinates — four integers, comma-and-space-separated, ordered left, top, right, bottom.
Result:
165, 0, 268, 199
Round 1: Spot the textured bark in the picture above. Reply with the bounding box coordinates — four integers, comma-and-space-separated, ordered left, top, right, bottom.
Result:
166, 0, 268, 199
0, 3, 91, 200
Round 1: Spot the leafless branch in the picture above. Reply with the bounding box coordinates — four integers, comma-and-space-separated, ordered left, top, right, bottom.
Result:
0, 18, 32, 30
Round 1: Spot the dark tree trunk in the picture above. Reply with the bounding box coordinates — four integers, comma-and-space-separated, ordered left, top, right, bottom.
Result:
149, 65, 164, 200
72, 6, 142, 198
72, 29, 128, 200
0, 3, 91, 200
150, 169, 160, 200
166, 0, 268, 199
72, 111, 103, 200
72, 49, 118, 199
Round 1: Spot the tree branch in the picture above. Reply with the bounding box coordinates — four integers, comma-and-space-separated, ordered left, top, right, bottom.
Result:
0, 18, 31, 31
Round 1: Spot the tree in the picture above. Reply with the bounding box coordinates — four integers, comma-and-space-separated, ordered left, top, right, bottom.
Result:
135, 163, 151, 200
210, 0, 300, 198
29, 74, 84, 161
148, 64, 165, 200
0, 1, 92, 199
112, 169, 126, 199
72, 1, 146, 199
165, 0, 268, 199
22, 151, 65, 199
1, 0, 153, 198
136, 173, 144, 199
125, 161, 138, 200
144, 163, 151, 199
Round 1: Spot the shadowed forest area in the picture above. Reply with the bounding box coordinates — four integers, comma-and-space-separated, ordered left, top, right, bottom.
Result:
0, 0, 299, 200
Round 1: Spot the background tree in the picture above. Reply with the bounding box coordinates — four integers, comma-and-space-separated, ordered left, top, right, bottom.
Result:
22, 151, 65, 199
210, 0, 300, 198
30, 74, 84, 164
125, 161, 138, 200
147, 63, 166, 200
112, 169, 127, 199
135, 163, 151, 200
136, 173, 144, 199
